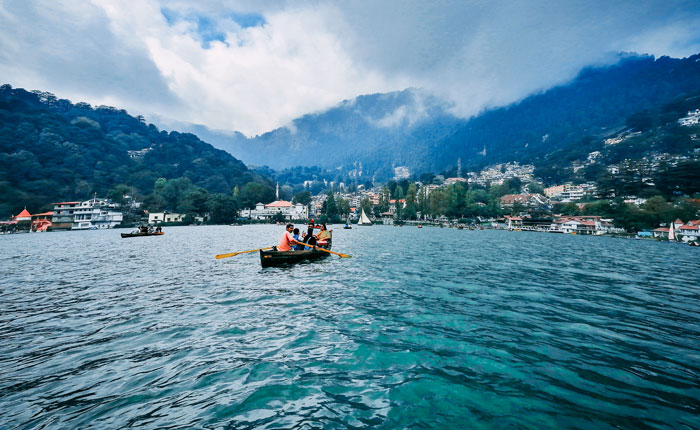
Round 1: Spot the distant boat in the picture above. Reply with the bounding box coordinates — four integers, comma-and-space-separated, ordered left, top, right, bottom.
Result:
357, 208, 372, 226
417, 224, 422, 228
121, 232, 164, 238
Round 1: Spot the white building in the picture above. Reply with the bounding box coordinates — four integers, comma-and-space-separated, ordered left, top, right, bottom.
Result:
243, 200, 308, 221
149, 212, 186, 224
72, 197, 123, 230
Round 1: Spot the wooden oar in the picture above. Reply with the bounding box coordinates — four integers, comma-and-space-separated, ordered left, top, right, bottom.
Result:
216, 247, 273, 259
297, 242, 351, 258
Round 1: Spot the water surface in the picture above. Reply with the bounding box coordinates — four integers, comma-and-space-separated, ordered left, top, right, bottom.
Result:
1, 225, 699, 429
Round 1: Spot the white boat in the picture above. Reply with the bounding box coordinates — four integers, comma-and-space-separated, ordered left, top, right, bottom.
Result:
357, 208, 372, 226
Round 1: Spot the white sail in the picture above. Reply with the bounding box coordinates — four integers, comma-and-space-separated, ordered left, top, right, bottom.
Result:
669, 222, 675, 241
358, 208, 372, 225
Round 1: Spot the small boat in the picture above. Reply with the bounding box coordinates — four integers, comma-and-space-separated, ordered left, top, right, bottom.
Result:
343, 225, 352, 229
121, 232, 164, 238
260, 245, 331, 267
417, 224, 422, 228
689, 241, 699, 247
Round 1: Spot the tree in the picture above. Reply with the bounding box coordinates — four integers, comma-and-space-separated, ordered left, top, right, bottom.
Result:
292, 190, 311, 205
526, 182, 544, 195
207, 193, 238, 224
107, 184, 131, 204
324, 191, 339, 222
336, 197, 351, 217
238, 182, 275, 209
626, 110, 653, 132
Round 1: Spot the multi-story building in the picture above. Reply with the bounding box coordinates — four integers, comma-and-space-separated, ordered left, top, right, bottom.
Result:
51, 201, 81, 230
71, 197, 123, 229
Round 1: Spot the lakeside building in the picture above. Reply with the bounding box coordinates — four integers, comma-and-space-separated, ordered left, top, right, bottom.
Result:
52, 201, 81, 230
72, 197, 123, 230
548, 216, 623, 235
242, 200, 308, 221
148, 212, 186, 224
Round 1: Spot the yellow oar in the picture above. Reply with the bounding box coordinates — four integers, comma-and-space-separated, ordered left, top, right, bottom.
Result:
216, 247, 274, 259
297, 242, 351, 258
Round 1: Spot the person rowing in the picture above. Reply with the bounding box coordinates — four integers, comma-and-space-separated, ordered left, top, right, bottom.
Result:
277, 223, 300, 252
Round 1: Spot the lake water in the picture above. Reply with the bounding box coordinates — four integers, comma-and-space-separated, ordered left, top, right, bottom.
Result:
1, 225, 699, 429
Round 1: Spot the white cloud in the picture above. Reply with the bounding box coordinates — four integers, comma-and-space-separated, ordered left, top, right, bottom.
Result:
0, 0, 699, 136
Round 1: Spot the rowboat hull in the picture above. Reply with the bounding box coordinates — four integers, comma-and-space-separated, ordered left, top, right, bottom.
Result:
121, 232, 164, 238
259, 247, 331, 268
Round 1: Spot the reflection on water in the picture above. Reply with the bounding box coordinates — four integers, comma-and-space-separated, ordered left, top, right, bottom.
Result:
1, 225, 699, 429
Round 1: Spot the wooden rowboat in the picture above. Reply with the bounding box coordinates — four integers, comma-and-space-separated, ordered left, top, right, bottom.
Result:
259, 245, 331, 267
121, 232, 164, 238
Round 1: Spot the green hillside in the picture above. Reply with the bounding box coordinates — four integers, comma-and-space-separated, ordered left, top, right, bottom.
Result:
0, 85, 274, 220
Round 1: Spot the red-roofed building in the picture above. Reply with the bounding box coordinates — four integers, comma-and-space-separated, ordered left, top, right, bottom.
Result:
504, 215, 523, 230
679, 224, 700, 242
550, 216, 624, 235
11, 208, 32, 222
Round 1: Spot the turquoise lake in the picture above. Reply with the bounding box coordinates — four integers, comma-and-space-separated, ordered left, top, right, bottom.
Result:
1, 225, 699, 429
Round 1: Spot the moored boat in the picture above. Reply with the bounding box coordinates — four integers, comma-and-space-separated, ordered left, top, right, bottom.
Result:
121, 232, 164, 238
260, 246, 331, 267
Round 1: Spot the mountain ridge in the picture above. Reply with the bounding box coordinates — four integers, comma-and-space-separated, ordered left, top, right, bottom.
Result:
197, 53, 700, 179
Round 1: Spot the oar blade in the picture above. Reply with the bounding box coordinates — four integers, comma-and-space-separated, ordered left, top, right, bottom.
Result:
216, 247, 273, 259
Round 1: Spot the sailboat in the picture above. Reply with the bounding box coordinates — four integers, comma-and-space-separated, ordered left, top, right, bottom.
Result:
357, 208, 372, 226
669, 221, 676, 241
344, 215, 352, 229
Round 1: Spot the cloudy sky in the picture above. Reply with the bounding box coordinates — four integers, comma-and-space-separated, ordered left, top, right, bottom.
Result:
1, 0, 699, 136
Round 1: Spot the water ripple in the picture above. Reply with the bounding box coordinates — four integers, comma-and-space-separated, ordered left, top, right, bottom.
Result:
1, 226, 699, 429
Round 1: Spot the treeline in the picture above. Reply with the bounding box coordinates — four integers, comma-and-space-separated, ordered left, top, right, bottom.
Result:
108, 178, 278, 225
0, 85, 273, 218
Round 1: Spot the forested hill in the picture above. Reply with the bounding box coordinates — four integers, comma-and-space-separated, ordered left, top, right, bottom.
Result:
0, 85, 270, 218
208, 53, 700, 177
